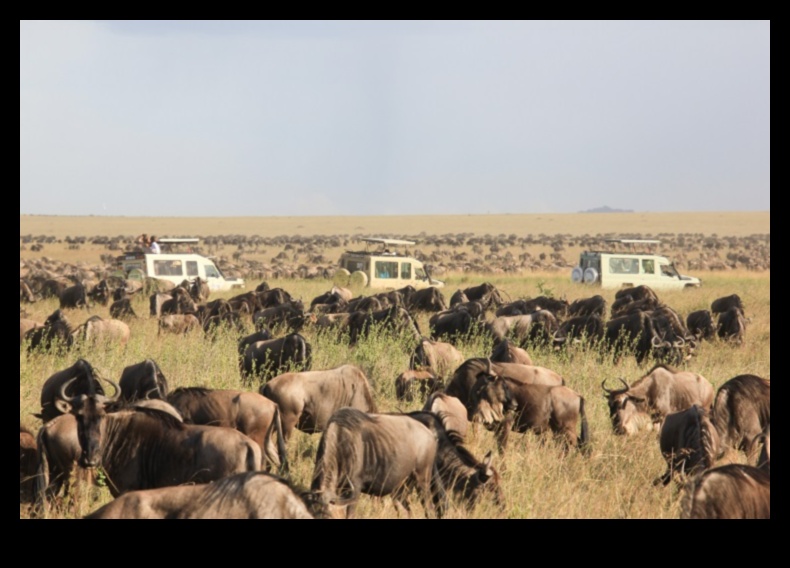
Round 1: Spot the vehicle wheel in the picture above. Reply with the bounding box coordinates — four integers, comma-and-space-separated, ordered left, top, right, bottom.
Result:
349, 270, 369, 288
333, 268, 351, 287
571, 267, 583, 283
583, 267, 599, 284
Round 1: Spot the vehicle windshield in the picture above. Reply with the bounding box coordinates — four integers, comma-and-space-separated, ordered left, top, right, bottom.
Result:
660, 264, 679, 278
415, 267, 427, 280
204, 263, 222, 279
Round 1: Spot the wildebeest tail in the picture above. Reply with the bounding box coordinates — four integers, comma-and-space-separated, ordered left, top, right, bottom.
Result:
264, 405, 290, 477
578, 396, 591, 454
712, 387, 731, 451
33, 427, 51, 516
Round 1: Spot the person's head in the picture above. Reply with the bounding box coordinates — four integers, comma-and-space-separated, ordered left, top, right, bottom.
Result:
150, 236, 157, 242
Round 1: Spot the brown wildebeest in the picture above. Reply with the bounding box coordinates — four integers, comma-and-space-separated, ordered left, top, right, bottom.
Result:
239, 333, 312, 384
38, 359, 104, 423
52, 378, 262, 498
711, 374, 770, 463
166, 387, 288, 474
490, 339, 533, 366
158, 313, 200, 335
261, 364, 377, 442
410, 338, 465, 380
421, 392, 469, 440
84, 472, 321, 519
602, 364, 714, 436
73, 316, 131, 348
395, 369, 442, 403
486, 311, 559, 345
654, 405, 720, 487
468, 368, 589, 454
407, 286, 447, 312
310, 408, 446, 519
20, 424, 38, 504
680, 464, 770, 519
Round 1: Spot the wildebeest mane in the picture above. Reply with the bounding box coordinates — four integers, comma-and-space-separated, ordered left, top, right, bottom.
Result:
169, 386, 213, 398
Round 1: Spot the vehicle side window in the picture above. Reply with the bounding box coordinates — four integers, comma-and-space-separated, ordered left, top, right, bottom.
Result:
154, 260, 183, 276
204, 264, 219, 278
400, 262, 411, 279
375, 261, 398, 279
641, 259, 654, 274
186, 261, 199, 277
609, 257, 638, 274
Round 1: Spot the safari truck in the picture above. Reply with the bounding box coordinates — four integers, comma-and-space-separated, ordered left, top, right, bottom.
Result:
334, 238, 444, 290
571, 239, 701, 290
115, 238, 245, 292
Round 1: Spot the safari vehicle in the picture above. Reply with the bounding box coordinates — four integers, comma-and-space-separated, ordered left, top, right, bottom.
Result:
334, 238, 444, 290
114, 238, 245, 292
571, 239, 701, 290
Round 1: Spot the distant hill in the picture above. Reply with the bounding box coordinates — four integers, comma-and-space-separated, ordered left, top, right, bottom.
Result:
579, 205, 634, 213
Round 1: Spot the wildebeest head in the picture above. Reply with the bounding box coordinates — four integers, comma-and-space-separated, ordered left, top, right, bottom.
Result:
54, 376, 121, 468
468, 361, 517, 431
601, 379, 649, 435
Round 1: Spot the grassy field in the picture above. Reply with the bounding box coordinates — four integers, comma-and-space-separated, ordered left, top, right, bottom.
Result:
20, 213, 770, 519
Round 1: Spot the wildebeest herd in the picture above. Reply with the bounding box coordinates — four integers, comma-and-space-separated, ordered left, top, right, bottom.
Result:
20, 277, 769, 519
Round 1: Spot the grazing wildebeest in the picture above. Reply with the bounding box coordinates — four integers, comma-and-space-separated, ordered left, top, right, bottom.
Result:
84, 472, 320, 519
87, 279, 112, 306
257, 287, 295, 308
253, 301, 307, 331
26, 309, 74, 352
395, 369, 442, 403
602, 364, 715, 435
421, 392, 470, 440
59, 283, 91, 309
686, 309, 715, 341
490, 339, 533, 366
345, 306, 421, 345
680, 463, 770, 519
237, 328, 273, 357
408, 287, 447, 312
461, 282, 505, 308
261, 364, 377, 442
20, 424, 38, 503
710, 294, 744, 315
654, 405, 720, 487
496, 296, 569, 319
552, 314, 605, 349
52, 379, 262, 498
310, 408, 446, 519
160, 287, 198, 316
486, 310, 559, 346
717, 306, 747, 345
158, 313, 200, 335
568, 295, 607, 318
410, 338, 465, 380
468, 369, 589, 454
72, 316, 131, 348
610, 286, 661, 317
239, 333, 312, 383
711, 374, 770, 463
444, 358, 564, 411
109, 297, 137, 320
34, 413, 89, 509
449, 289, 469, 306
166, 387, 288, 474
119, 359, 169, 402
20, 318, 43, 346
603, 310, 666, 364
429, 309, 478, 343
38, 359, 104, 423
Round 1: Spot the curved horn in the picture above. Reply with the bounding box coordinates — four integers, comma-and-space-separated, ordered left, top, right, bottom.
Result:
485, 357, 493, 375
651, 335, 662, 347
101, 377, 122, 402
59, 376, 79, 404
673, 336, 685, 348
144, 387, 159, 400
601, 378, 630, 395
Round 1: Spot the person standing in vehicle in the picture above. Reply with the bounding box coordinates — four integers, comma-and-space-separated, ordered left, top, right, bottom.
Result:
149, 235, 161, 254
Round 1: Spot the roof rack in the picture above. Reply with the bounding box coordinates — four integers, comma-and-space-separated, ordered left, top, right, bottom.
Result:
359, 237, 416, 246
600, 239, 661, 254
157, 238, 200, 244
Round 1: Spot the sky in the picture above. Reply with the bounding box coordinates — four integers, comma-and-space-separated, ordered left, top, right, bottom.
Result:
20, 20, 770, 217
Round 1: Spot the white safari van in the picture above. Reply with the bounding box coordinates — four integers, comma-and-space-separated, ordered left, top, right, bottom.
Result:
571, 239, 701, 291
334, 238, 444, 290
115, 238, 244, 292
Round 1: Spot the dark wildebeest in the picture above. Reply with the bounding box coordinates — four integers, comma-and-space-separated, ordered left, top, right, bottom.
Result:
261, 364, 378, 442
710, 294, 744, 315
568, 295, 607, 318
468, 367, 589, 454
610, 285, 661, 317
686, 309, 715, 341
237, 328, 273, 357
449, 289, 469, 307
717, 306, 747, 345
84, 472, 320, 519
654, 405, 720, 487
309, 408, 447, 519
461, 282, 506, 309
711, 374, 770, 463
59, 283, 91, 309
421, 392, 470, 440
239, 333, 312, 384
20, 318, 43, 346
680, 463, 770, 519
309, 289, 348, 313
603, 310, 667, 364
26, 309, 75, 352
257, 287, 295, 308
166, 387, 288, 474
345, 295, 385, 313
408, 287, 447, 313
552, 314, 605, 349
602, 364, 715, 436
149, 292, 172, 317
253, 301, 306, 331
486, 310, 559, 346
490, 339, 533, 366
41, 278, 69, 300
444, 358, 564, 413
20, 424, 38, 504
410, 338, 465, 380
51, 379, 262, 498
109, 297, 137, 320
495, 296, 569, 319
160, 287, 198, 316
119, 359, 169, 402
87, 279, 112, 306
429, 309, 478, 343
38, 359, 104, 424
345, 305, 421, 345
395, 369, 442, 403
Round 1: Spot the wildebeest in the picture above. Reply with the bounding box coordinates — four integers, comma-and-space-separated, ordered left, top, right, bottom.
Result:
59, 283, 91, 309
603, 310, 667, 364
680, 463, 770, 519
655, 405, 720, 486
429, 309, 479, 343
239, 333, 312, 383
602, 364, 715, 435
109, 297, 137, 320
568, 295, 607, 318
710, 294, 744, 315
711, 374, 770, 463
20, 278, 39, 303
20, 318, 43, 346
408, 287, 447, 312
87, 279, 112, 306
495, 296, 569, 319
468, 368, 589, 454
449, 289, 469, 306
552, 314, 605, 349
261, 364, 378, 442
149, 292, 173, 317
26, 309, 74, 352
20, 424, 38, 503
610, 285, 661, 318
461, 282, 506, 309
166, 387, 288, 474
309, 408, 447, 518
160, 287, 198, 316
486, 310, 559, 346
490, 339, 533, 365
410, 338, 465, 380
395, 369, 442, 403
686, 309, 715, 341
421, 392, 470, 440
51, 379, 263, 498
253, 301, 306, 331
119, 359, 169, 402
84, 472, 320, 519
345, 305, 421, 345
716, 306, 747, 345
158, 313, 200, 335
72, 316, 131, 348
38, 359, 104, 423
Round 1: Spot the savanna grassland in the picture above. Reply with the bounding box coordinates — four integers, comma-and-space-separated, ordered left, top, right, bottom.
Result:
20, 212, 770, 519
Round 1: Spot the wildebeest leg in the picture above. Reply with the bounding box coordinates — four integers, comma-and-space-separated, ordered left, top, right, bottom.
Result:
430, 462, 448, 519
495, 417, 514, 455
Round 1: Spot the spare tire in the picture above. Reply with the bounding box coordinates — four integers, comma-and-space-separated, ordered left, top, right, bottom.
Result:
349, 270, 369, 288
333, 268, 351, 287
571, 267, 583, 283
583, 267, 599, 284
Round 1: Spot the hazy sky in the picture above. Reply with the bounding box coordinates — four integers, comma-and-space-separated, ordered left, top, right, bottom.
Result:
20, 20, 770, 217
